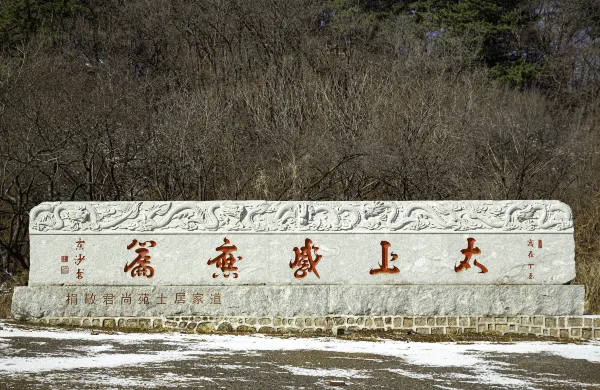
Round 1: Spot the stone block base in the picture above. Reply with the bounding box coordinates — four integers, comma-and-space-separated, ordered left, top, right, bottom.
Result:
24, 314, 600, 340
11, 285, 584, 319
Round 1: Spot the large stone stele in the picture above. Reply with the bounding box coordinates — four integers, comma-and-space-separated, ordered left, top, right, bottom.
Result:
10, 200, 583, 320
26, 200, 575, 286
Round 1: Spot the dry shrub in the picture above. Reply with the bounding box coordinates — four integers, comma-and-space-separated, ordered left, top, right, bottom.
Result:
574, 195, 600, 313
0, 271, 28, 319
0, 295, 9, 319
0, 0, 599, 313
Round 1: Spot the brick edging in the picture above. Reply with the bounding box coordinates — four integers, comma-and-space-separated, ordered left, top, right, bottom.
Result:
25, 315, 600, 340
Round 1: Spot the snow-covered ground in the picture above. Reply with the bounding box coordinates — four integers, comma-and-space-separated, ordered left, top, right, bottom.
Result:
0, 321, 599, 389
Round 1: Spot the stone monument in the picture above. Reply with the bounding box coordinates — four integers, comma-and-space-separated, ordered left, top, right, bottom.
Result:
12, 200, 590, 336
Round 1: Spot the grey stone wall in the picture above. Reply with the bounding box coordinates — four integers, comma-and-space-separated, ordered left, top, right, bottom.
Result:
26, 314, 600, 340
11, 285, 585, 318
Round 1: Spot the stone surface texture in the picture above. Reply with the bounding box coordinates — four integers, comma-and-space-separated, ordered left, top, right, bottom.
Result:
28, 200, 575, 286
11, 285, 585, 318
329, 285, 584, 315
29, 201, 574, 233
16, 200, 580, 322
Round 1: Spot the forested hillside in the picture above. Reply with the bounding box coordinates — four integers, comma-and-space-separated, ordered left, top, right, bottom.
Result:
1, 0, 599, 311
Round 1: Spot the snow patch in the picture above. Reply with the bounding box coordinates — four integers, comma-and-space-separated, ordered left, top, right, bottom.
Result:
2, 326, 600, 366
0, 351, 196, 374
1, 323, 600, 389
280, 365, 371, 379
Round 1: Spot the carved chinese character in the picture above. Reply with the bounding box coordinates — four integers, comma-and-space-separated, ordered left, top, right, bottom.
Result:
193, 293, 204, 304
125, 239, 156, 278
289, 238, 322, 279
66, 293, 78, 305
74, 254, 85, 265
76, 239, 85, 250
157, 293, 167, 305
61, 256, 68, 263
121, 293, 132, 305
76, 269, 84, 279
61, 266, 69, 275
455, 237, 487, 273
528, 251, 534, 258
527, 239, 534, 247
138, 293, 150, 304
175, 293, 186, 304
528, 263, 535, 280
85, 293, 96, 304
207, 238, 243, 278
370, 241, 400, 275
103, 293, 115, 305
211, 293, 221, 304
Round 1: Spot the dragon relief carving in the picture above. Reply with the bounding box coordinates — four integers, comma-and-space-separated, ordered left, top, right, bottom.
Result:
29, 201, 573, 233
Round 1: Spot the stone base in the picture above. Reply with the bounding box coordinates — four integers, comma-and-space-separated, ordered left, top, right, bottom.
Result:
22, 314, 600, 341
11, 285, 584, 318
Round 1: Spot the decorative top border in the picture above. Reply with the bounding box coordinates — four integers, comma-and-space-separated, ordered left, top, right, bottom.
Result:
29, 201, 573, 234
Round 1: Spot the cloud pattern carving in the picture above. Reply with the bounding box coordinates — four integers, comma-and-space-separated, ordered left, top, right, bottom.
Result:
29, 201, 573, 233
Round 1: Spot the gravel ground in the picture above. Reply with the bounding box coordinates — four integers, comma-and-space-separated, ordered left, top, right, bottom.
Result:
0, 322, 599, 389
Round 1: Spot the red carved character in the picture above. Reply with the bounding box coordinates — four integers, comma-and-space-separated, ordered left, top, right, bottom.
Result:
74, 254, 85, 265
370, 241, 400, 275
125, 239, 156, 278
455, 237, 488, 273
290, 238, 322, 279
207, 238, 242, 278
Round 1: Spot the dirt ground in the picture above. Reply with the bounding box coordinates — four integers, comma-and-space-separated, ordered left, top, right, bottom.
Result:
1, 321, 599, 389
